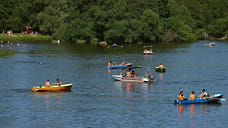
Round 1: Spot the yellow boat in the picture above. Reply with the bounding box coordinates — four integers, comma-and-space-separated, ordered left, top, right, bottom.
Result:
32, 83, 72, 92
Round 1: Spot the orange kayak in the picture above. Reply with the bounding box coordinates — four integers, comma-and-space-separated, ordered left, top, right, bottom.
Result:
32, 83, 72, 92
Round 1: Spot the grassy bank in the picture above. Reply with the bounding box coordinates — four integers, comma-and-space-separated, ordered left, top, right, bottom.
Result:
0, 33, 52, 41
0, 49, 14, 57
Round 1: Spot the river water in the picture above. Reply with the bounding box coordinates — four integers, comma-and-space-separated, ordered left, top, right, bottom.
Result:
0, 40, 228, 128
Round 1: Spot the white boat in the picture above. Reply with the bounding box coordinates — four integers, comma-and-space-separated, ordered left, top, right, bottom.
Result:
114, 74, 154, 83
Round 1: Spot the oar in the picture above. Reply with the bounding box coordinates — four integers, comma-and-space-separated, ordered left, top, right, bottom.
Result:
208, 97, 226, 101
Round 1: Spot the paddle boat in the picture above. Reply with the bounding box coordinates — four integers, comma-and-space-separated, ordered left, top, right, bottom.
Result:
174, 94, 224, 104
155, 64, 166, 72
112, 66, 142, 78
112, 43, 118, 47
107, 63, 133, 69
114, 74, 154, 83
208, 42, 216, 47
143, 49, 154, 55
32, 83, 72, 92
99, 41, 107, 46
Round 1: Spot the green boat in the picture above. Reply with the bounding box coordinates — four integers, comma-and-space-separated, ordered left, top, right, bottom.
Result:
155, 66, 166, 72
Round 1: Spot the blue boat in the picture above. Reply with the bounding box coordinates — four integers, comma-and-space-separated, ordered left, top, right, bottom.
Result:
107, 63, 133, 69
174, 94, 224, 104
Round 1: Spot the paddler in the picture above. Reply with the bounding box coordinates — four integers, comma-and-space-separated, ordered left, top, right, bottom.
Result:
45, 80, 50, 87
131, 70, 136, 77
159, 63, 164, 68
178, 91, 187, 100
189, 91, 196, 100
198, 89, 209, 99
126, 70, 131, 77
56, 78, 62, 86
108, 61, 112, 66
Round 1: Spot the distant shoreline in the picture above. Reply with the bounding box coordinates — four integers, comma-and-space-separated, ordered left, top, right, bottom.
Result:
0, 33, 52, 41
207, 36, 228, 42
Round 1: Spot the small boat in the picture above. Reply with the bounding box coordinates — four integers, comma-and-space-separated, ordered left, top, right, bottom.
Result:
107, 63, 133, 69
114, 75, 154, 83
99, 41, 107, 46
208, 42, 216, 47
143, 49, 154, 55
155, 66, 166, 72
32, 83, 72, 92
112, 43, 118, 47
174, 94, 224, 104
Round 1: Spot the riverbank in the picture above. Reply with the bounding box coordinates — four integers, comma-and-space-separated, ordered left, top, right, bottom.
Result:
207, 35, 228, 41
0, 33, 52, 41
0, 49, 14, 57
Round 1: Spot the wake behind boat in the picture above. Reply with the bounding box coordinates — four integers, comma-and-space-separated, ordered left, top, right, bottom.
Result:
32, 83, 72, 92
174, 94, 224, 104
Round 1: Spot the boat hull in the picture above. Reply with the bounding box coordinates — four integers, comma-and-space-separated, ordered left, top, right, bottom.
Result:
32, 84, 72, 92
115, 75, 154, 83
143, 52, 154, 55
174, 94, 223, 104
107, 63, 133, 69
155, 67, 166, 72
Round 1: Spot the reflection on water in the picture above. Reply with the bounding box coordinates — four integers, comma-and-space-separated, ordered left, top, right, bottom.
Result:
119, 82, 152, 99
159, 73, 163, 80
177, 102, 223, 127
32, 91, 70, 98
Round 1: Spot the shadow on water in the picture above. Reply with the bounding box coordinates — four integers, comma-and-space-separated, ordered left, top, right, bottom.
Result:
10, 88, 31, 93
32, 91, 71, 96
176, 103, 223, 127
14, 60, 45, 65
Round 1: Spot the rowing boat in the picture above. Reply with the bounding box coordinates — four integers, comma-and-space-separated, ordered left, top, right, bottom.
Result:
155, 66, 166, 72
174, 94, 224, 104
32, 83, 72, 92
107, 63, 133, 69
143, 50, 154, 55
114, 75, 154, 83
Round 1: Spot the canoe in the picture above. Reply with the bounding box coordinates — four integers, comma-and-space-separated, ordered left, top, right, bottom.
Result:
32, 83, 72, 92
209, 42, 216, 47
174, 94, 223, 104
155, 66, 166, 72
143, 52, 154, 55
143, 50, 154, 55
114, 75, 154, 83
143, 51, 154, 55
107, 63, 133, 69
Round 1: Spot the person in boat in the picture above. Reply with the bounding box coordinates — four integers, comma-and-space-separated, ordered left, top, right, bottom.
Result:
45, 80, 50, 87
159, 63, 164, 68
56, 78, 62, 86
108, 61, 112, 66
126, 70, 132, 77
178, 91, 187, 100
189, 91, 196, 100
199, 89, 209, 98
131, 70, 136, 77
121, 60, 125, 65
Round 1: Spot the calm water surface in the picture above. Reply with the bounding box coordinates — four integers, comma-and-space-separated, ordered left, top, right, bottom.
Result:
0, 41, 228, 128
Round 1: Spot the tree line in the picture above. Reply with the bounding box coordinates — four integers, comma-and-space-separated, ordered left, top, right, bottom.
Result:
0, 0, 228, 43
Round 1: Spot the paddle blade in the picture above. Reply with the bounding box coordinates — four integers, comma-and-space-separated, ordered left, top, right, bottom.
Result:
219, 98, 226, 101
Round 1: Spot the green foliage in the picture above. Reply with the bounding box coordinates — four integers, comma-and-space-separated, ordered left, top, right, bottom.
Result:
0, 49, 14, 57
207, 18, 228, 37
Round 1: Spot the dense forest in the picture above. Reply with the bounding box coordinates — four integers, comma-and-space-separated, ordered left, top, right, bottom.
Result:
1, 0, 228, 43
